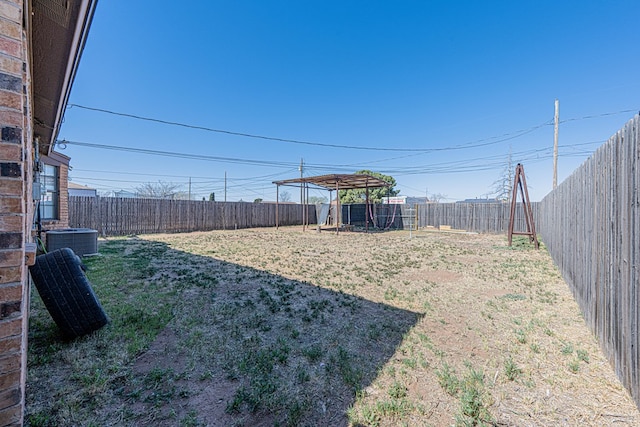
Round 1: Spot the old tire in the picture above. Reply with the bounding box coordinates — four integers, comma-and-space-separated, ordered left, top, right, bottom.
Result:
29, 248, 109, 339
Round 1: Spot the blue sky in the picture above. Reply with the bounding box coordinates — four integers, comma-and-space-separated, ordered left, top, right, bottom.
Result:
59, 0, 640, 202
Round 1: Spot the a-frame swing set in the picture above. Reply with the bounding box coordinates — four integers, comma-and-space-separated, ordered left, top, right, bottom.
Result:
508, 163, 539, 249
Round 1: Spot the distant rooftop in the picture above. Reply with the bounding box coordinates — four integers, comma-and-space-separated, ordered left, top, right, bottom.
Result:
68, 182, 95, 190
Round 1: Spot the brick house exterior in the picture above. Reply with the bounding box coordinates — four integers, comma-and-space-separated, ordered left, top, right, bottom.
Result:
38, 151, 71, 235
0, 1, 96, 425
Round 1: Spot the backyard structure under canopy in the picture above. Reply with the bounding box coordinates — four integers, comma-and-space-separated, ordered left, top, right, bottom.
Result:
273, 173, 392, 234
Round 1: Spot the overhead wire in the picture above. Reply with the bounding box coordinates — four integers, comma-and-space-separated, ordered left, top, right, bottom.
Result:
303, 141, 591, 177
58, 122, 555, 174
71, 168, 225, 180
559, 109, 639, 124
60, 104, 629, 193
70, 166, 299, 200
59, 139, 301, 168
63, 136, 601, 180
67, 103, 553, 153
67, 104, 426, 152
71, 167, 298, 183
66, 103, 637, 157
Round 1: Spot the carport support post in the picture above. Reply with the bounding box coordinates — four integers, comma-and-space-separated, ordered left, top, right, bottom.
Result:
305, 183, 309, 230
300, 182, 304, 230
328, 189, 333, 228
365, 185, 370, 233
301, 182, 307, 231
335, 181, 340, 235
276, 185, 279, 229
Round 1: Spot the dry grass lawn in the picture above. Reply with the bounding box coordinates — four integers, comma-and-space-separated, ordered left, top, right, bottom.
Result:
26, 227, 639, 426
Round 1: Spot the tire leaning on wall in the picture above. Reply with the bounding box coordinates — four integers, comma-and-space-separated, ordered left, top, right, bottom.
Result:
29, 248, 109, 339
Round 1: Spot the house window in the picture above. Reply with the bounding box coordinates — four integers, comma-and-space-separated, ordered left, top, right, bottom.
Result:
39, 164, 59, 220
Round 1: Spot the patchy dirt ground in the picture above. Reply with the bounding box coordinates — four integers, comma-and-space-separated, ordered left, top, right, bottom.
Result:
26, 227, 640, 426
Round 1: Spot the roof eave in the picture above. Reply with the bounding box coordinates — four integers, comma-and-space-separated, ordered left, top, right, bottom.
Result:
31, 0, 98, 155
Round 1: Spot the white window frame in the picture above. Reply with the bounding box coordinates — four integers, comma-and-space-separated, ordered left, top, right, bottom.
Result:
39, 164, 59, 220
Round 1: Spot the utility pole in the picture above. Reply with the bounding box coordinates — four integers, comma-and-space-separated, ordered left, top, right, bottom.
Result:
553, 99, 559, 189
188, 177, 191, 200
224, 171, 227, 202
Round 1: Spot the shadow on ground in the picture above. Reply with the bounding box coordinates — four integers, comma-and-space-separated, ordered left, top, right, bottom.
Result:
27, 237, 421, 427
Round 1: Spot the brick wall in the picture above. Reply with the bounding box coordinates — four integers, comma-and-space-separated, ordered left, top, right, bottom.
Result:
0, 1, 30, 425
58, 163, 69, 227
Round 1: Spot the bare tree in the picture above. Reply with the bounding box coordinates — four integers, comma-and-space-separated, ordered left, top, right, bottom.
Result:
136, 181, 188, 199
279, 190, 292, 202
429, 193, 448, 203
489, 148, 514, 201
308, 195, 328, 204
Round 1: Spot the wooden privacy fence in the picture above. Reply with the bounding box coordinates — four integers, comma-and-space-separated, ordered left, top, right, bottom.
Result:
537, 114, 640, 409
68, 197, 316, 236
415, 202, 535, 233
342, 202, 536, 234
70, 197, 537, 236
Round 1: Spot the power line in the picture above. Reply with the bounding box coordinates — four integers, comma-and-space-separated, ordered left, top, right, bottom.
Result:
305, 140, 593, 177
66, 103, 551, 152
59, 139, 300, 168
59, 134, 543, 173
67, 104, 424, 152
559, 109, 638, 124
65, 103, 637, 161
71, 167, 298, 182
60, 134, 607, 180
71, 168, 225, 180
70, 176, 223, 186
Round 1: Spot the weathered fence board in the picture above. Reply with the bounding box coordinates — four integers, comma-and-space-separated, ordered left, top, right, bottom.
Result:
343, 202, 534, 234
69, 198, 316, 236
538, 114, 640, 409
73, 198, 535, 237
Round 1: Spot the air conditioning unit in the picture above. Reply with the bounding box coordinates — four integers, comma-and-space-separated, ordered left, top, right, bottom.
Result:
46, 228, 98, 256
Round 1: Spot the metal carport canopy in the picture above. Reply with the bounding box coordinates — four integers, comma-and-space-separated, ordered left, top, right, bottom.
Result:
272, 173, 391, 190
272, 174, 391, 234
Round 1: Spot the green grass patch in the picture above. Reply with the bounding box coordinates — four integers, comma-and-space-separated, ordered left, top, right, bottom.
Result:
26, 238, 177, 425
